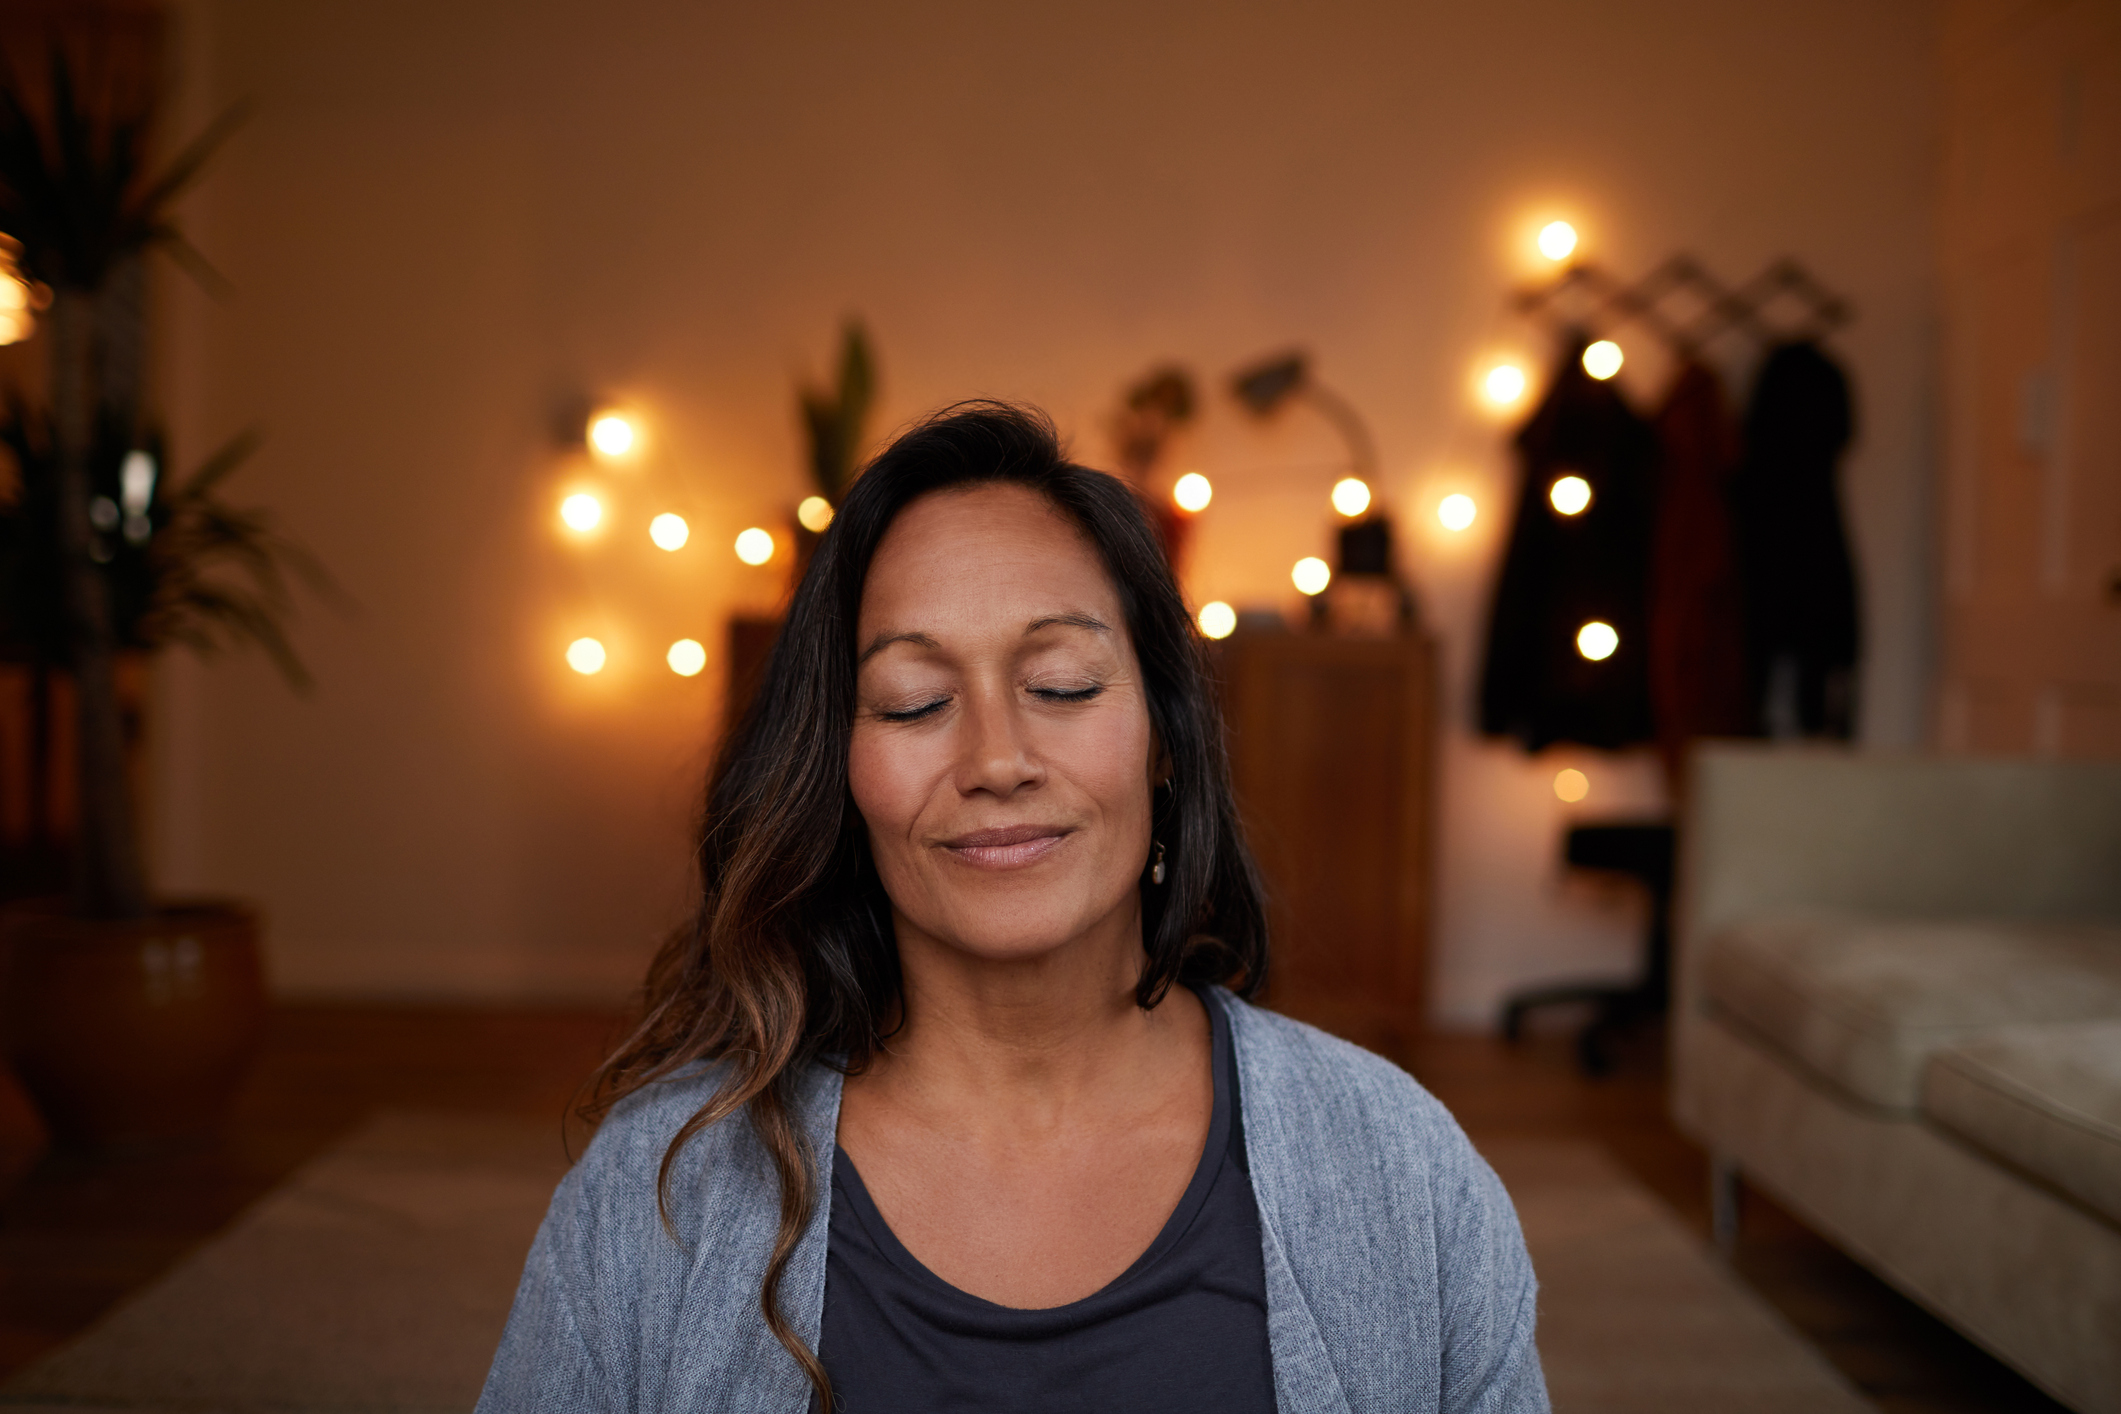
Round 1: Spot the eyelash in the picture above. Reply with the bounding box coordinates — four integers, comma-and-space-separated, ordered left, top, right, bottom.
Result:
873, 683, 1103, 723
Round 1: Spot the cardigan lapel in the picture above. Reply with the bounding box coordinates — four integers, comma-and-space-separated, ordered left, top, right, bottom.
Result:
1220, 990, 1356, 1414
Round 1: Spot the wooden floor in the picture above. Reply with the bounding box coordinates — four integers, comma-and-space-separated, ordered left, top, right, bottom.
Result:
0, 1005, 2071, 1413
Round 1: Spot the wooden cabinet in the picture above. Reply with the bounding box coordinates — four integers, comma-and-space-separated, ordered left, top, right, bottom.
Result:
1214, 631, 1436, 1050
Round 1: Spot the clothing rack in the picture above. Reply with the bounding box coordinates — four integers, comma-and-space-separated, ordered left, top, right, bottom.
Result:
1511, 255, 1853, 355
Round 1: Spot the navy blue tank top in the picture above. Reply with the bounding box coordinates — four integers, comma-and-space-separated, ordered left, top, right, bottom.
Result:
817, 991, 1276, 1413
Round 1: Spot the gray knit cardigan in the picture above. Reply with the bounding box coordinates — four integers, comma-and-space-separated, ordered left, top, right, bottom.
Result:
478, 989, 1550, 1413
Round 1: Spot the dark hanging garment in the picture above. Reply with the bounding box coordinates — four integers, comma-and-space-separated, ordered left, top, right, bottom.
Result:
1479, 339, 1658, 751
1732, 341, 1861, 738
1647, 361, 1753, 783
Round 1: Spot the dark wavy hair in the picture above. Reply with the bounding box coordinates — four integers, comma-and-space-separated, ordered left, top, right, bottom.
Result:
588, 401, 1268, 1399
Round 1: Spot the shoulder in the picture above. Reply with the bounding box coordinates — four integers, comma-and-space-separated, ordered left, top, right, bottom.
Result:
1218, 991, 1466, 1156
549, 1062, 774, 1261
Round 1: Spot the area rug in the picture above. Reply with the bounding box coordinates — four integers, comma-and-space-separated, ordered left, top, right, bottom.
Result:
2, 1113, 1872, 1413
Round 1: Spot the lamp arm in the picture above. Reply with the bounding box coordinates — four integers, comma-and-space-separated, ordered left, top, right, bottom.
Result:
1301, 381, 1379, 481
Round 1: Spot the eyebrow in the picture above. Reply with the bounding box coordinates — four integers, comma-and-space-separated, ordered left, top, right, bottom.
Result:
855, 613, 1110, 667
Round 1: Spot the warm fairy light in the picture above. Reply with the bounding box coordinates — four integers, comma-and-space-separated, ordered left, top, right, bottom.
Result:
1173, 472, 1213, 513
798, 495, 835, 532
1549, 475, 1592, 516
0, 270, 27, 346
667, 638, 707, 676
1538, 221, 1579, 262
1582, 341, 1624, 380
1292, 557, 1332, 596
560, 493, 603, 533
588, 413, 636, 460
1438, 493, 1478, 532
1577, 621, 1619, 661
1483, 364, 1528, 407
566, 637, 607, 674
734, 527, 775, 565
1554, 768, 1590, 802
649, 513, 689, 550
1330, 477, 1372, 518
1197, 601, 1237, 640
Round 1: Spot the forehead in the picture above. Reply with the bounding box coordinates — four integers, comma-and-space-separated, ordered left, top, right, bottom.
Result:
858, 483, 1124, 637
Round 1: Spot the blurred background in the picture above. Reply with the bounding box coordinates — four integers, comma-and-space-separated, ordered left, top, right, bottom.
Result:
1, 0, 2116, 1410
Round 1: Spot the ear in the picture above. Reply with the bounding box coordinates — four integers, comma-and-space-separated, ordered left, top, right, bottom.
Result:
1149, 733, 1174, 790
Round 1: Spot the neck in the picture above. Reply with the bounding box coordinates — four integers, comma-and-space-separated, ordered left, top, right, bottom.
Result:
869, 904, 1194, 1116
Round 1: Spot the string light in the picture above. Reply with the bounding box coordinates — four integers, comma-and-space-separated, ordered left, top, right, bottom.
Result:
1197, 601, 1237, 639
1577, 621, 1618, 661
649, 513, 689, 550
560, 493, 603, 533
798, 496, 834, 532
1438, 493, 1478, 532
1330, 478, 1371, 518
667, 639, 707, 676
1538, 221, 1579, 262
1549, 475, 1592, 516
1483, 364, 1528, 407
1582, 341, 1624, 380
734, 527, 775, 565
1554, 768, 1589, 802
0, 261, 29, 346
1173, 472, 1213, 513
588, 413, 636, 460
566, 638, 607, 674
1292, 557, 1331, 596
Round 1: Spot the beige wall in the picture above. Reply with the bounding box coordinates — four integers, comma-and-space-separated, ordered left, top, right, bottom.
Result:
155, 0, 1942, 1023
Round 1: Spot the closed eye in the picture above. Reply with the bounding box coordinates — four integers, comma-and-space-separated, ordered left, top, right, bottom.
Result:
1031, 684, 1104, 704
876, 698, 949, 723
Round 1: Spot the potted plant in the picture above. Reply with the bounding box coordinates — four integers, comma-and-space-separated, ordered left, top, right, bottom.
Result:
0, 51, 321, 1149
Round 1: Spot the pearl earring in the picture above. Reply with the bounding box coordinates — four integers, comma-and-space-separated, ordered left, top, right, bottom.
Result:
1151, 841, 1167, 885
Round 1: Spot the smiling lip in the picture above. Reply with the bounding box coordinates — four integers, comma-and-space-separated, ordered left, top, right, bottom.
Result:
940, 824, 1073, 870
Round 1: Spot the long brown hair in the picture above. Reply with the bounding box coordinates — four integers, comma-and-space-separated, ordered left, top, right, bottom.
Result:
586, 402, 1268, 1401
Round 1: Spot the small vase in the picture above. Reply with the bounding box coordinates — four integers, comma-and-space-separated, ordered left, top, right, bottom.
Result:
0, 898, 266, 1151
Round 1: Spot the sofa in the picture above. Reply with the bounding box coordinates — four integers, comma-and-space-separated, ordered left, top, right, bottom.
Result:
1672, 746, 2121, 1412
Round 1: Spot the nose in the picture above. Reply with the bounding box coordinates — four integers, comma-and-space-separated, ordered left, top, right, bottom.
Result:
954, 681, 1043, 799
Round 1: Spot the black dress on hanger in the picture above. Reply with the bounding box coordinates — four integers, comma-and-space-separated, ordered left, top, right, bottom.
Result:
1731, 341, 1861, 738
1479, 338, 1658, 751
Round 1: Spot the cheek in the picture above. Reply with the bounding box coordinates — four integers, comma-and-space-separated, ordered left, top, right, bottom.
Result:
847, 726, 922, 839
1061, 706, 1156, 826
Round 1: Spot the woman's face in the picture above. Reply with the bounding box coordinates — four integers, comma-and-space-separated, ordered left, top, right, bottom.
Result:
849, 483, 1159, 969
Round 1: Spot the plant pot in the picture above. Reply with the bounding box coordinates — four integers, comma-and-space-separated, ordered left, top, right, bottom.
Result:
0, 898, 266, 1151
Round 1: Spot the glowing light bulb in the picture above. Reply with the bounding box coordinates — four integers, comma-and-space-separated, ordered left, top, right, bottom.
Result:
1197, 601, 1237, 640
734, 527, 775, 565
1330, 477, 1371, 518
1576, 621, 1619, 661
560, 493, 603, 533
1554, 768, 1589, 802
649, 513, 689, 550
798, 495, 834, 532
1173, 472, 1213, 513
1292, 557, 1332, 596
1438, 493, 1478, 532
1582, 341, 1624, 380
1549, 475, 1592, 516
667, 638, 707, 676
566, 637, 607, 674
588, 413, 636, 459
1484, 364, 1528, 407
1538, 221, 1579, 262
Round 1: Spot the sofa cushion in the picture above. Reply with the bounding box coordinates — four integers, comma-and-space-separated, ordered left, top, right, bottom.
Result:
1924, 1021, 2121, 1228
1698, 915, 2121, 1110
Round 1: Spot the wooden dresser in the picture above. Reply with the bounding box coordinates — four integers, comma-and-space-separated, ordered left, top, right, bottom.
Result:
1214, 630, 1436, 1051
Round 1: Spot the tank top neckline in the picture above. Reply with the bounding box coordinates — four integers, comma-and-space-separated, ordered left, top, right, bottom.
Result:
829, 987, 1236, 1314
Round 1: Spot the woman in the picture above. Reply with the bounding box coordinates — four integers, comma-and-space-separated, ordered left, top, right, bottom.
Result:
480, 404, 1547, 1413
